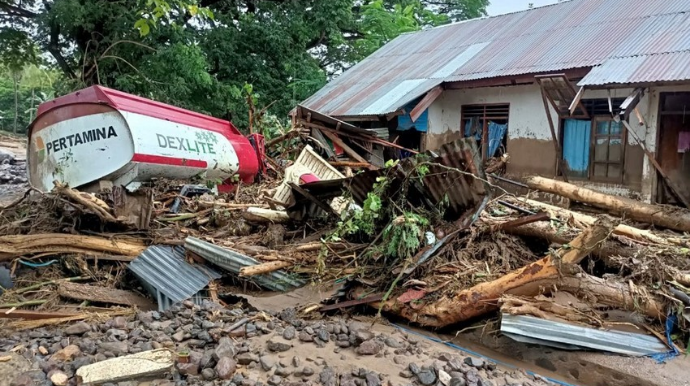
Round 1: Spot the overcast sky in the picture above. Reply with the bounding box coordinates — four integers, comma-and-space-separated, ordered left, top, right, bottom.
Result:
487, 0, 560, 16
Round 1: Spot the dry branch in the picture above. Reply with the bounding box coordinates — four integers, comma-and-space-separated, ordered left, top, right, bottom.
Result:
374, 219, 614, 327
525, 176, 690, 232
53, 181, 118, 223
0, 234, 145, 261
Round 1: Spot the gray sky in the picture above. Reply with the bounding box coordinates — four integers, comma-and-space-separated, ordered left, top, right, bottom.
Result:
487, 0, 560, 16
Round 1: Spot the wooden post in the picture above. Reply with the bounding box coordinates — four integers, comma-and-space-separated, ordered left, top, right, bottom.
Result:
540, 90, 569, 182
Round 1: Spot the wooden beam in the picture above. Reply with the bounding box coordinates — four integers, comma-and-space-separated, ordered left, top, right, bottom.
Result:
0, 309, 80, 320
445, 68, 592, 90
319, 129, 376, 169
410, 86, 443, 122
569, 86, 585, 116
539, 89, 569, 182
58, 282, 155, 310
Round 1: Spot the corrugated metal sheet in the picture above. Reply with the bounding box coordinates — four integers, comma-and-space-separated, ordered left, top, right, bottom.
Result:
128, 245, 221, 311
291, 137, 488, 221
185, 237, 305, 292
302, 0, 690, 117
501, 314, 669, 356
579, 51, 690, 85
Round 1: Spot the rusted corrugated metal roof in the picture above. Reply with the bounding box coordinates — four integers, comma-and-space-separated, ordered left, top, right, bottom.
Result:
579, 51, 690, 86
293, 137, 488, 221
302, 0, 690, 117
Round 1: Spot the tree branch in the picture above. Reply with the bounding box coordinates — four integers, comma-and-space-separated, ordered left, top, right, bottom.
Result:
0, 1, 37, 18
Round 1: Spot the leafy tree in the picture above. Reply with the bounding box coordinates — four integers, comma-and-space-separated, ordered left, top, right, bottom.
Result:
0, 0, 488, 131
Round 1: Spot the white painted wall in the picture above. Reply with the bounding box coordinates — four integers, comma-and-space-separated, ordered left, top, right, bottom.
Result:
426, 83, 660, 201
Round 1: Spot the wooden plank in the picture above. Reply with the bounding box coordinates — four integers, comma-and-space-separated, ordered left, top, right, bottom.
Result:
569, 86, 585, 116
539, 89, 570, 182
288, 182, 338, 217
58, 282, 155, 310
410, 86, 443, 122
0, 309, 80, 320
319, 129, 375, 169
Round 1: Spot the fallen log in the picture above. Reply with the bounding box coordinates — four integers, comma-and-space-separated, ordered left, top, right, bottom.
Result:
507, 197, 686, 247
374, 219, 614, 327
524, 176, 690, 233
0, 309, 80, 320
0, 234, 146, 261
239, 261, 292, 277
242, 208, 291, 223
58, 282, 155, 310
558, 274, 665, 320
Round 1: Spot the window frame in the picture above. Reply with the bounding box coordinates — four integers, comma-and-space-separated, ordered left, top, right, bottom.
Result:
460, 103, 510, 160
589, 116, 626, 183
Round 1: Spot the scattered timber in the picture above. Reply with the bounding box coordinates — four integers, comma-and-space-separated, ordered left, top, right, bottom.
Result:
374, 219, 614, 327
58, 282, 155, 310
525, 176, 690, 232
239, 261, 292, 277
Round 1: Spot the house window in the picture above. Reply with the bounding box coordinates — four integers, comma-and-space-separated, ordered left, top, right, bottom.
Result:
461, 104, 509, 160
561, 98, 626, 182
592, 117, 624, 180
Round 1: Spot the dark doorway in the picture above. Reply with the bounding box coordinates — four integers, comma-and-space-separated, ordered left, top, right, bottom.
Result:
656, 92, 690, 205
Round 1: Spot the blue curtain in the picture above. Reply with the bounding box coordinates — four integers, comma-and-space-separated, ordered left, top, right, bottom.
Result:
464, 120, 507, 157
562, 119, 591, 178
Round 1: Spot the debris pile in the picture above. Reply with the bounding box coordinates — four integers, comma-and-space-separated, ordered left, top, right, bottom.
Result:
1, 105, 690, 384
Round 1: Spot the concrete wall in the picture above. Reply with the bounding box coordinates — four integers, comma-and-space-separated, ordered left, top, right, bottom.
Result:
424, 83, 671, 201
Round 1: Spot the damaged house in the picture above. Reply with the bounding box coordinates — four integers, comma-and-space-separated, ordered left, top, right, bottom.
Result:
300, 0, 690, 205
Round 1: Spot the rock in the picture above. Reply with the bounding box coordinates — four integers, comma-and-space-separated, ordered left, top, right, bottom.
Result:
65, 322, 91, 335
393, 356, 406, 365
301, 367, 314, 376
233, 353, 255, 366
177, 363, 200, 376
409, 363, 420, 374
267, 339, 291, 353
215, 357, 237, 380
200, 350, 216, 369
201, 320, 216, 329
282, 327, 296, 340
260, 356, 276, 371
365, 373, 381, 386
99, 342, 129, 355
291, 356, 300, 367
172, 331, 185, 342
38, 346, 49, 355
49, 371, 69, 386
319, 367, 336, 386
111, 316, 128, 329
353, 330, 374, 345
384, 337, 402, 348
10, 374, 33, 386
275, 366, 292, 377
438, 370, 452, 386
450, 378, 467, 386
447, 359, 464, 372
267, 375, 282, 386
416, 368, 437, 386
466, 369, 479, 384
298, 331, 313, 342
355, 341, 381, 356
316, 329, 329, 342
214, 337, 237, 360
399, 370, 414, 379
201, 368, 216, 380
52, 344, 81, 361
72, 356, 92, 370
464, 357, 484, 369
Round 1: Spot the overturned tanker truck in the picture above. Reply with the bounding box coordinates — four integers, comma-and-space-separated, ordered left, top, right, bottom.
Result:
27, 86, 265, 192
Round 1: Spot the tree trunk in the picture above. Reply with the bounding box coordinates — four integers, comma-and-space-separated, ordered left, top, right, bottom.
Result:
503, 197, 685, 246
0, 234, 146, 260
525, 176, 690, 232
58, 282, 154, 309
239, 261, 291, 277
12, 72, 19, 134
373, 219, 614, 327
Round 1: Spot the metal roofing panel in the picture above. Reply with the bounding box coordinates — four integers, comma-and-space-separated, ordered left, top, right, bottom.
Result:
303, 0, 690, 117
501, 314, 669, 356
185, 237, 304, 292
579, 51, 690, 86
128, 245, 221, 311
